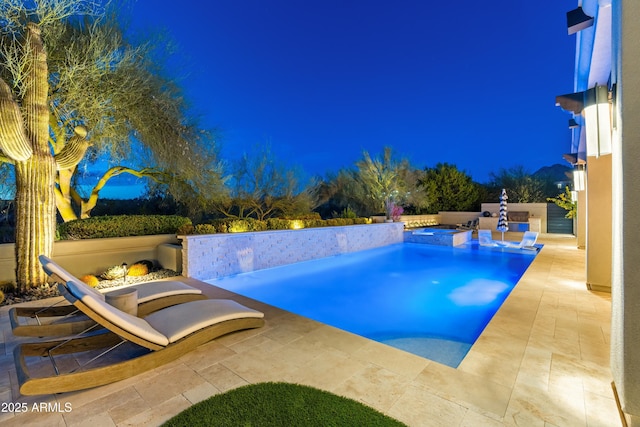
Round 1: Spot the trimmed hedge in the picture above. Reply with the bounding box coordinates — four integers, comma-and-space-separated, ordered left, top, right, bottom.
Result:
186, 217, 370, 235
57, 215, 192, 240
55, 214, 371, 239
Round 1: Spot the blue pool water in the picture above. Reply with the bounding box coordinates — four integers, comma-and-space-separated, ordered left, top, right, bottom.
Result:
207, 242, 538, 367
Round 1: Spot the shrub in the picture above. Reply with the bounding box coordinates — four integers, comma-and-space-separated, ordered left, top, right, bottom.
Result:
101, 265, 128, 280
283, 212, 321, 220
176, 224, 195, 235
266, 218, 291, 230
0, 280, 15, 293
194, 224, 217, 235
134, 260, 154, 271
0, 290, 4, 305
79, 274, 100, 287
57, 215, 192, 240
127, 263, 149, 277
205, 218, 267, 233
304, 219, 326, 228
339, 207, 357, 219
183, 216, 370, 234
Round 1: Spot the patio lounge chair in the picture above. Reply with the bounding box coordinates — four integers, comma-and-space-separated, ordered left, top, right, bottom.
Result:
13, 277, 265, 395
478, 229, 497, 247
478, 230, 539, 250
515, 231, 539, 250
9, 256, 207, 337
457, 219, 479, 231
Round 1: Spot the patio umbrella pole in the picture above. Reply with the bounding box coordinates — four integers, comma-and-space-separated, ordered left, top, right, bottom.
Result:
497, 188, 509, 242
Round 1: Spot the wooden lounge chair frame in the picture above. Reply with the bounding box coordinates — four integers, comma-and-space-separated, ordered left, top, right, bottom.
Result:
14, 282, 264, 395
457, 218, 479, 231
10, 256, 207, 337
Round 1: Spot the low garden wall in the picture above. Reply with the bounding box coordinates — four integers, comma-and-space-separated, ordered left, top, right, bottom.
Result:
0, 234, 181, 282
179, 222, 405, 281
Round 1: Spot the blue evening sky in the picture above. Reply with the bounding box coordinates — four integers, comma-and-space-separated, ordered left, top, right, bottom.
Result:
128, 0, 576, 184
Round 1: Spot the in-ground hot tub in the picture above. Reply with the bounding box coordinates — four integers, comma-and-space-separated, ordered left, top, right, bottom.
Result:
404, 228, 472, 246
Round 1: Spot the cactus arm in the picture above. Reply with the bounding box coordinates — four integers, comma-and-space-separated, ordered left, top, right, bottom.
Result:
54, 126, 90, 170
0, 78, 33, 161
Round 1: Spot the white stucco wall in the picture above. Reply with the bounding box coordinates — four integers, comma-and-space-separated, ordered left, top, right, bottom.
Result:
611, 0, 640, 422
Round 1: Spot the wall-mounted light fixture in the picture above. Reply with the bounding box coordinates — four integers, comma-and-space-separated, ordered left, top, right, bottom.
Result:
555, 84, 614, 158
573, 164, 586, 191
568, 118, 579, 129
566, 6, 594, 35
583, 85, 612, 157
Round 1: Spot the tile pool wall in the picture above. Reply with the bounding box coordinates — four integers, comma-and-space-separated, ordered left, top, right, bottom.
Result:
404, 229, 472, 246
179, 222, 405, 281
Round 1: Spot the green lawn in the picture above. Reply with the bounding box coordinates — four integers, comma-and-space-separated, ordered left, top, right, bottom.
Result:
163, 382, 407, 426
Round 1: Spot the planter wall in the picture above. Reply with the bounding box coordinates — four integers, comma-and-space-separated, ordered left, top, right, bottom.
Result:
179, 223, 405, 281
0, 234, 181, 282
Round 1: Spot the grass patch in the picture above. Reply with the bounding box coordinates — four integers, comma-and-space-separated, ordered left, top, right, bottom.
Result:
163, 382, 407, 426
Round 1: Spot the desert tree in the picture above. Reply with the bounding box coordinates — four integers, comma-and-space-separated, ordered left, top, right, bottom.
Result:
0, 0, 224, 289
311, 169, 369, 218
547, 186, 577, 219
418, 163, 480, 213
485, 165, 546, 203
215, 145, 312, 220
355, 147, 412, 218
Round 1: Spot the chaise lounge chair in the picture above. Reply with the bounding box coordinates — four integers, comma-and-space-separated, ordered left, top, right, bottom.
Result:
478, 230, 539, 250
515, 231, 539, 250
9, 255, 207, 337
478, 229, 497, 247
13, 277, 265, 395
457, 218, 479, 231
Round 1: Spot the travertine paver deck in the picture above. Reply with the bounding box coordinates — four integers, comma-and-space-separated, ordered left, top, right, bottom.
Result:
0, 234, 619, 426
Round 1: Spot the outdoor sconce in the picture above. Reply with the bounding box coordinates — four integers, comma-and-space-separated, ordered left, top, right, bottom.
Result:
573, 165, 586, 192
568, 118, 579, 129
567, 6, 594, 35
583, 85, 612, 157
555, 84, 614, 158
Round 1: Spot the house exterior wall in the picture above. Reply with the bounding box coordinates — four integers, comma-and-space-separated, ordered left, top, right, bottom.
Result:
586, 154, 612, 291
611, 0, 640, 423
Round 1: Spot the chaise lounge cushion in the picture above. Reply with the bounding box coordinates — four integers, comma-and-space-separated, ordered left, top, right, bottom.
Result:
115, 280, 202, 303
144, 299, 264, 343
40, 255, 106, 301
66, 279, 170, 346
65, 279, 264, 346
39, 255, 203, 304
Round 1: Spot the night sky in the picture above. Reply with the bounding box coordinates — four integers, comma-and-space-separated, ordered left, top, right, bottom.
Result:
128, 0, 577, 183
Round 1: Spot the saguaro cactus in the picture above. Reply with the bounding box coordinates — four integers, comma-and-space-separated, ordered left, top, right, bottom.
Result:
0, 23, 56, 290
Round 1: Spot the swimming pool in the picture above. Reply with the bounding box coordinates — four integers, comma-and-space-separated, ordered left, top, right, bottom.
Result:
207, 241, 538, 367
